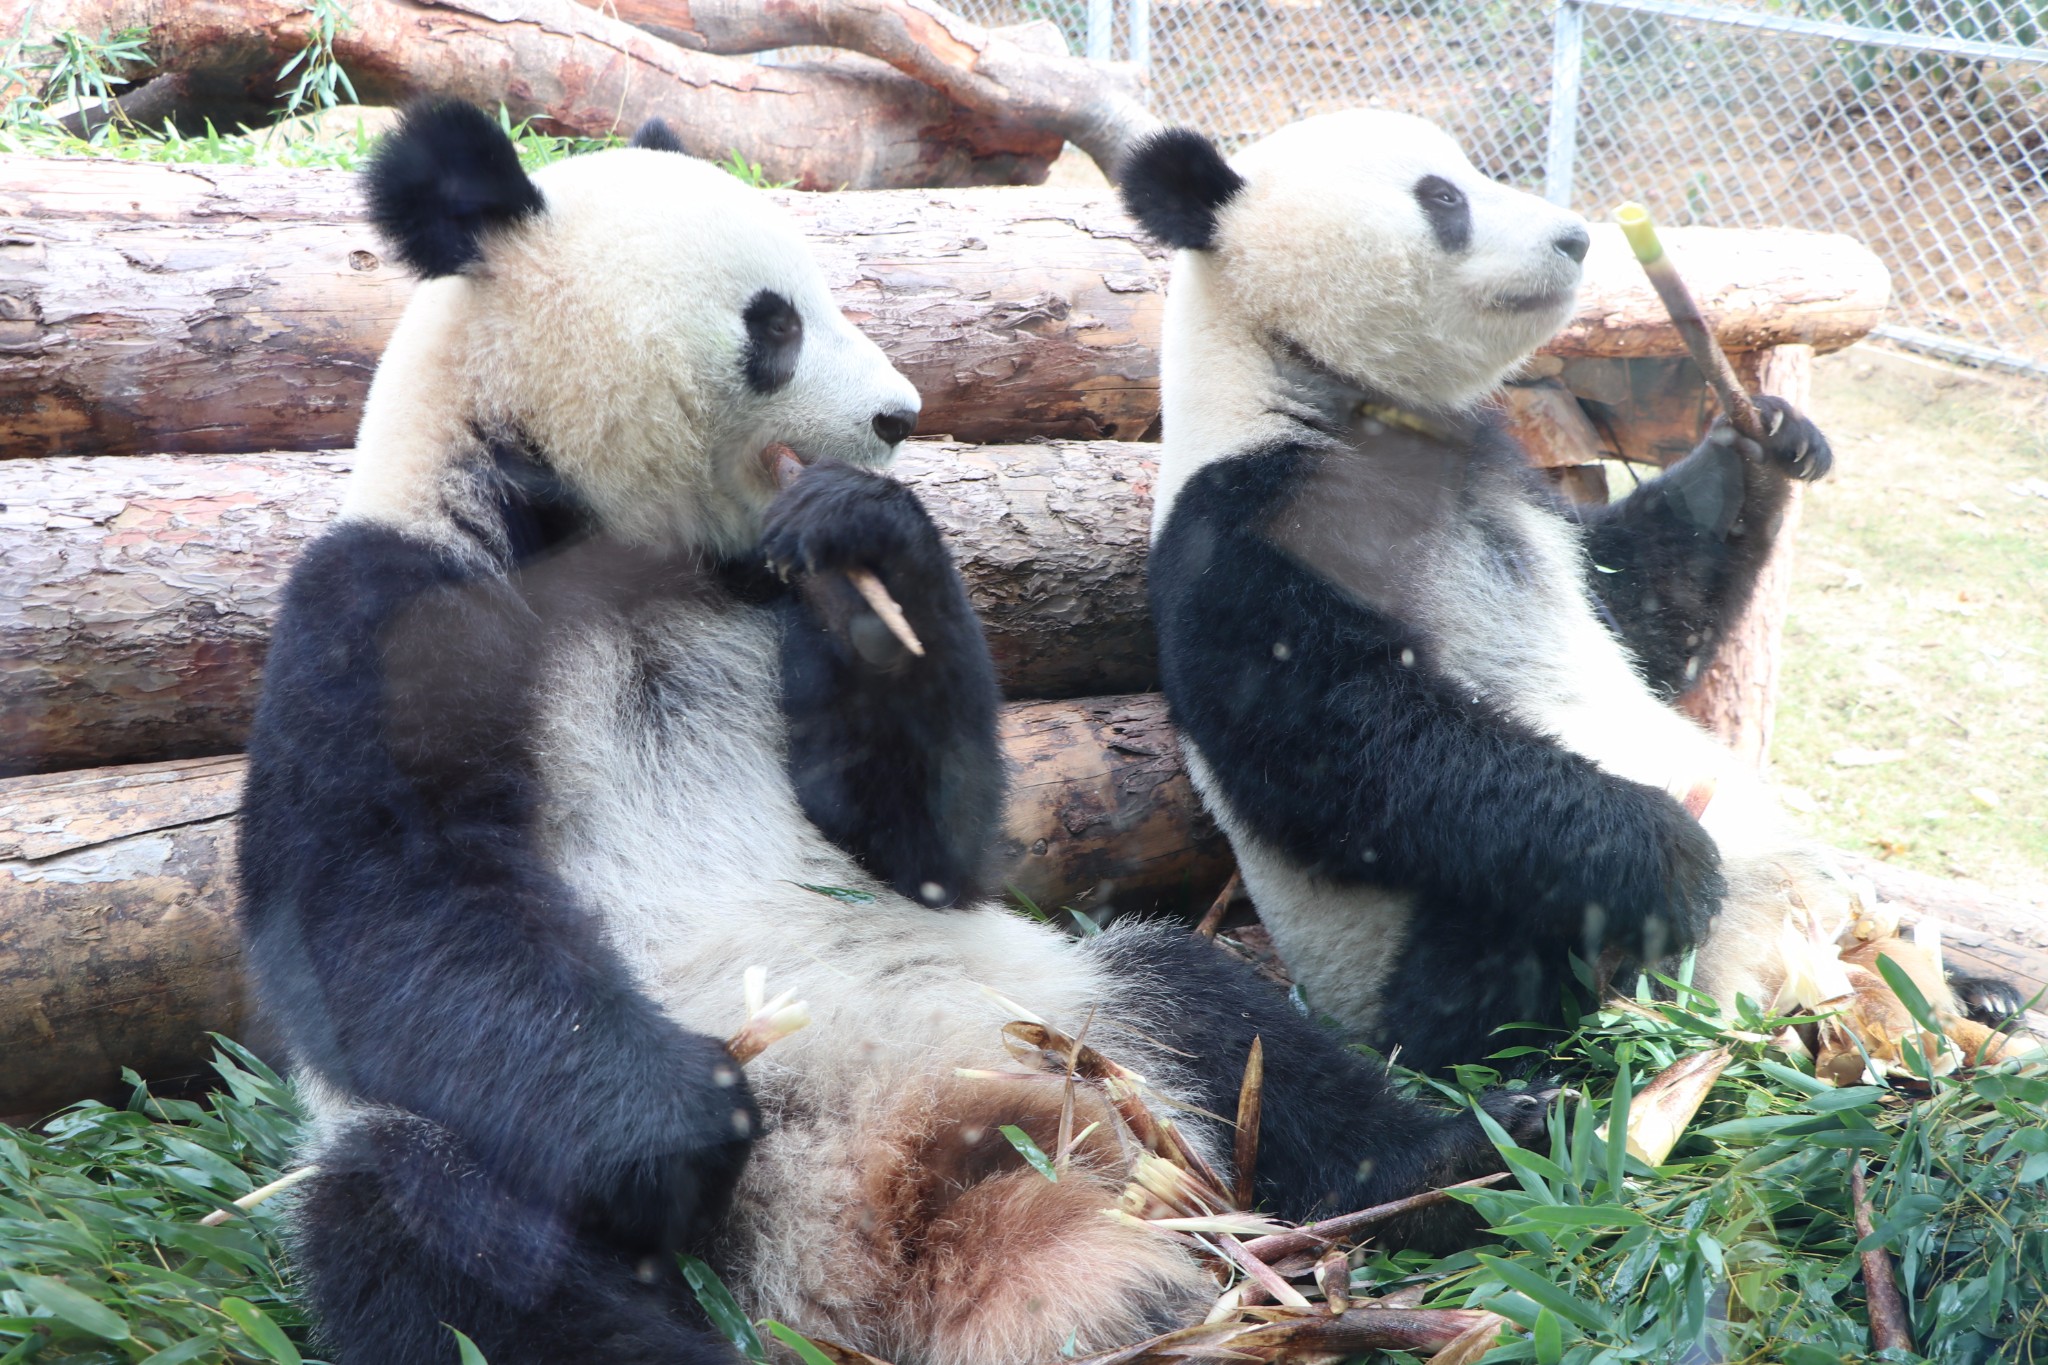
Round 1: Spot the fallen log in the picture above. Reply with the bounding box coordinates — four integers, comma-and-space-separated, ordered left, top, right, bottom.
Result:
17, 0, 1061, 191
0, 441, 1156, 775
0, 694, 1225, 1117
0, 157, 1889, 458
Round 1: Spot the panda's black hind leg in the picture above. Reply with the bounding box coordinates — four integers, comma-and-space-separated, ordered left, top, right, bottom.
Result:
1948, 971, 2037, 1030
296, 1112, 739, 1365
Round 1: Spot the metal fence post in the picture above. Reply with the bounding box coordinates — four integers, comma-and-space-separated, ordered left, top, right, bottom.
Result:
1087, 0, 1115, 61
1129, 0, 1152, 72
1545, 0, 1586, 208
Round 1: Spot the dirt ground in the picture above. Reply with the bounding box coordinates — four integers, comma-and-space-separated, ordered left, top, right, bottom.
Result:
1777, 345, 2048, 906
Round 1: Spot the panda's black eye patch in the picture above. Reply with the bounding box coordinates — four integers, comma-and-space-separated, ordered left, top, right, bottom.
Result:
742, 290, 804, 394
1412, 175, 1472, 253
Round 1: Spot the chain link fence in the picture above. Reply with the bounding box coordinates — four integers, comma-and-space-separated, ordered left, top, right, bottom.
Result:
956, 0, 2048, 375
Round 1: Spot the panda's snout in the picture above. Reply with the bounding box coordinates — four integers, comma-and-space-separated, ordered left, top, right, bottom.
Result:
871, 409, 917, 446
1552, 224, 1591, 264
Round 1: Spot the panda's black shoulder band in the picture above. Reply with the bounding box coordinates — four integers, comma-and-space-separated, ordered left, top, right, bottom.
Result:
1117, 126, 1246, 251
365, 99, 545, 278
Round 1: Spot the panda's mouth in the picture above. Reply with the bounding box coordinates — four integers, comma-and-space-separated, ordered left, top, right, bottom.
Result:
1489, 287, 1575, 314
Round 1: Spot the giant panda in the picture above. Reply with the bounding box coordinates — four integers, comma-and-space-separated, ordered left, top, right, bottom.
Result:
1120, 111, 2024, 1075
237, 101, 1561, 1365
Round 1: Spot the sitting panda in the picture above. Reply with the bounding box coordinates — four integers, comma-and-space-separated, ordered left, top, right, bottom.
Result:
238, 102, 1558, 1365
1121, 111, 2023, 1074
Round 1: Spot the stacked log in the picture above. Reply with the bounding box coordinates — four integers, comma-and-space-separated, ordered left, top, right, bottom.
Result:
0, 159, 1890, 458
2, 442, 1159, 775
1, 702, 1230, 1117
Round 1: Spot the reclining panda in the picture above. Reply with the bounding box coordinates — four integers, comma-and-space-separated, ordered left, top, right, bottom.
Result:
1122, 111, 2022, 1072
237, 102, 1559, 1365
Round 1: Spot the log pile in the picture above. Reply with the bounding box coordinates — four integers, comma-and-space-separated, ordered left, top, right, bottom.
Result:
14, 153, 2038, 1125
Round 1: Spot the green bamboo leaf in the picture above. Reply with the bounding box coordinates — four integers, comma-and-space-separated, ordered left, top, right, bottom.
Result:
1874, 954, 1947, 1048
446, 1326, 490, 1365
1605, 1048, 1632, 1197
13, 1274, 129, 1341
1000, 1125, 1059, 1182
220, 1297, 301, 1364
762, 1321, 838, 1365
1534, 1305, 1564, 1364
679, 1256, 767, 1362
138, 1339, 217, 1365
1475, 1254, 1613, 1333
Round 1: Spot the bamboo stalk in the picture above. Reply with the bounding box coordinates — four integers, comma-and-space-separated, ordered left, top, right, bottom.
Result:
1612, 203, 1766, 443
1237, 1173, 1511, 1263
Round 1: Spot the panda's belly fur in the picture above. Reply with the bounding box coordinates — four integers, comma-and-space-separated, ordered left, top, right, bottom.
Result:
525, 596, 1220, 1354
1203, 475, 1837, 1035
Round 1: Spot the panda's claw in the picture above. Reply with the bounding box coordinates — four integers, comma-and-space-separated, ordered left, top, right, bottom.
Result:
1479, 1083, 1563, 1145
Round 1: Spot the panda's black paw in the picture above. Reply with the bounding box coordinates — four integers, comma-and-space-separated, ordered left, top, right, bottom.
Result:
1949, 972, 2034, 1030
1592, 788, 1724, 962
1479, 1083, 1563, 1146
1705, 395, 1832, 482
760, 457, 945, 588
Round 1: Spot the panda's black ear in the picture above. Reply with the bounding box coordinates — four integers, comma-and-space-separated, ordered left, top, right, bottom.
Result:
365, 100, 545, 278
630, 118, 688, 154
1116, 127, 1246, 251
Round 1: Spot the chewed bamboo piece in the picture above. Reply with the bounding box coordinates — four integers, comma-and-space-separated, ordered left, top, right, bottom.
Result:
763, 443, 925, 656
727, 963, 813, 1065
1611, 203, 1766, 444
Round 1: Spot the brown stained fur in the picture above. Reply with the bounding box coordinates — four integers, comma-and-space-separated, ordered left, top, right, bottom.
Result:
851, 1077, 1214, 1365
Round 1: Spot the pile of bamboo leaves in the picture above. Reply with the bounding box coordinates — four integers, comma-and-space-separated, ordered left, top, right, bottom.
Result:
2, 986, 2044, 1363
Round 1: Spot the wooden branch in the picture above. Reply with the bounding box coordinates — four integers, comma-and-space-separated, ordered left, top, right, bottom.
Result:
1850, 1156, 1915, 1353
19, 0, 1059, 191
1677, 344, 1812, 765
0, 157, 1889, 458
0, 695, 1221, 1117
589, 0, 1160, 177
0, 441, 1158, 774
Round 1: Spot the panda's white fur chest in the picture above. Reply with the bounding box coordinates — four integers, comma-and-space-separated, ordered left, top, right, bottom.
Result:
520, 596, 1223, 1327
1188, 441, 1822, 1032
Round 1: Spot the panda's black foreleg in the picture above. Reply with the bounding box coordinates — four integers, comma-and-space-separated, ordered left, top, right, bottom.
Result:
297, 1112, 741, 1365
241, 526, 759, 1325
765, 458, 1006, 908
1574, 395, 1831, 697
1088, 929, 1555, 1255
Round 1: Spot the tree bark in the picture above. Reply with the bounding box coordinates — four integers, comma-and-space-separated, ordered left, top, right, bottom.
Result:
0, 156, 1889, 458
18, 0, 1060, 191
0, 695, 1222, 1117
1677, 344, 1812, 766
589, 0, 1159, 178
0, 442, 1158, 776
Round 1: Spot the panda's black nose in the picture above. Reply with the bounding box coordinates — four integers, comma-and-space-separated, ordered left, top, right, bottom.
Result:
871, 409, 917, 446
1553, 225, 1591, 263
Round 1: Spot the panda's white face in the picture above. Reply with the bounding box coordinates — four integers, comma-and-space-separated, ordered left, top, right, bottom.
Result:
351, 139, 919, 555
1210, 110, 1589, 411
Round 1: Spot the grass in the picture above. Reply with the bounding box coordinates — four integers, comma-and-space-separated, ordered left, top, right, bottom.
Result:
1774, 347, 2048, 900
